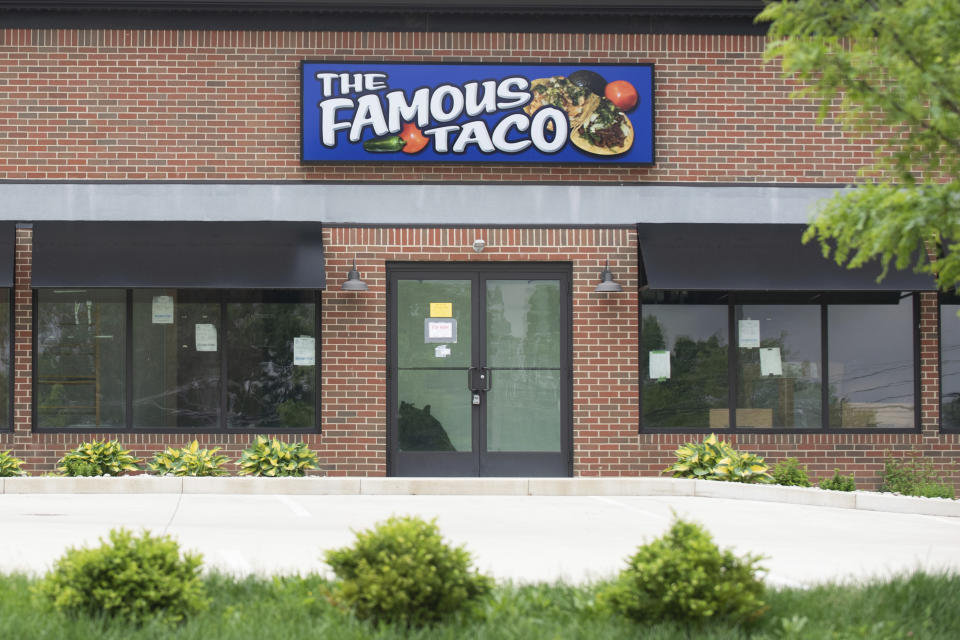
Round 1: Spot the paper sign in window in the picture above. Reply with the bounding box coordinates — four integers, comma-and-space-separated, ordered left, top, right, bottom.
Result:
151, 295, 174, 324
738, 319, 760, 348
430, 302, 452, 318
293, 336, 316, 366
649, 350, 671, 379
195, 323, 218, 352
424, 318, 457, 343
759, 347, 783, 376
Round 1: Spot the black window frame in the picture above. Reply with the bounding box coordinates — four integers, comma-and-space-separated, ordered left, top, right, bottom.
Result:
938, 291, 960, 433
32, 288, 322, 434
0, 288, 13, 432
639, 290, 921, 434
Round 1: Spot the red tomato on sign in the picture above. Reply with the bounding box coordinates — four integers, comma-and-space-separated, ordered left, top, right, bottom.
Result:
400, 122, 429, 154
604, 80, 638, 111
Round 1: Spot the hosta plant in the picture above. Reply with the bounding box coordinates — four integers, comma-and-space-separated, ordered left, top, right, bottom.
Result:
664, 434, 772, 483
236, 435, 318, 477
57, 440, 141, 476
0, 449, 26, 477
149, 440, 229, 477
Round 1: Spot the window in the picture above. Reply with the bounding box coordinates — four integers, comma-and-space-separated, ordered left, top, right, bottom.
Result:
36, 289, 319, 431
0, 289, 11, 430
641, 291, 917, 431
940, 294, 960, 431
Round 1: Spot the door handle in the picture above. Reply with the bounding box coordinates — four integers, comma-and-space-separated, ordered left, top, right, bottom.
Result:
468, 367, 492, 392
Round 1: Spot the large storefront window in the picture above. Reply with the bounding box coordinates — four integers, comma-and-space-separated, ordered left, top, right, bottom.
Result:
0, 290, 11, 430
37, 289, 319, 431
941, 296, 960, 431
641, 291, 917, 431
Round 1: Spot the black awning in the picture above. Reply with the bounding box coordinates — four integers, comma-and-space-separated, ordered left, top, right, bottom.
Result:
33, 222, 325, 289
637, 223, 935, 291
0, 223, 15, 287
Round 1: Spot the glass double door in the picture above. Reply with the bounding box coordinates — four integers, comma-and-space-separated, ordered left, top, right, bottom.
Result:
389, 264, 571, 477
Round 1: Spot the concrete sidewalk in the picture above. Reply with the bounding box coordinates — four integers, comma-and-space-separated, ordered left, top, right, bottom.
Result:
2, 492, 959, 587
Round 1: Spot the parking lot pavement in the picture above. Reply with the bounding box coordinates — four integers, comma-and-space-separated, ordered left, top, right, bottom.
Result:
2, 493, 959, 586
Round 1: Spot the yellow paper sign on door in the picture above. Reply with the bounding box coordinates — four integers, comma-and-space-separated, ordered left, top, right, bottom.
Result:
430, 302, 452, 318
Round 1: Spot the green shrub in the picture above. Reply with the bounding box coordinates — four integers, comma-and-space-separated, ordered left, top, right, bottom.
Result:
56, 440, 141, 476
664, 433, 772, 483
324, 515, 494, 627
879, 455, 955, 499
0, 449, 26, 477
819, 469, 856, 492
149, 440, 229, 477
236, 435, 318, 477
599, 518, 767, 626
33, 528, 208, 624
771, 457, 812, 487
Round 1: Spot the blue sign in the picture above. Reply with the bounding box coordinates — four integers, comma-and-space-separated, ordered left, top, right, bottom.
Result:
301, 62, 654, 164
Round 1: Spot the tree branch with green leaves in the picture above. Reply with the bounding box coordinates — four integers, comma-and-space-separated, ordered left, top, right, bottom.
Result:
758, 0, 960, 289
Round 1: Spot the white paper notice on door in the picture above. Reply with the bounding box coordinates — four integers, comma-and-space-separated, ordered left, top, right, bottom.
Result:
151, 295, 174, 324
424, 318, 458, 343
195, 323, 217, 352
293, 336, 315, 366
649, 350, 671, 380
759, 347, 783, 376
738, 319, 760, 348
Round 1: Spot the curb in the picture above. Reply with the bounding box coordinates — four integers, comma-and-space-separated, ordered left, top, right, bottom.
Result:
2, 476, 958, 518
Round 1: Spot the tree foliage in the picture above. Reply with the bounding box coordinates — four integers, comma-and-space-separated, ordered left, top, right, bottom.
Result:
759, 0, 960, 288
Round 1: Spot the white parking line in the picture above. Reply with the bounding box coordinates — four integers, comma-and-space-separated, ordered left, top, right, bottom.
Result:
590, 496, 671, 521
276, 495, 311, 518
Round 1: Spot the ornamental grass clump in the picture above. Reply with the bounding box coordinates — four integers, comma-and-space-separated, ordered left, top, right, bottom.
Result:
33, 528, 208, 624
664, 434, 772, 483
324, 515, 494, 627
236, 435, 318, 477
879, 455, 955, 499
819, 469, 857, 492
149, 440, 229, 477
0, 449, 26, 477
56, 439, 141, 476
598, 518, 767, 627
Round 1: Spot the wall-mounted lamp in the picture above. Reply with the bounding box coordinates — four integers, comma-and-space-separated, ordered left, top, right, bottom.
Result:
595, 259, 623, 292
341, 259, 369, 291
472, 238, 486, 253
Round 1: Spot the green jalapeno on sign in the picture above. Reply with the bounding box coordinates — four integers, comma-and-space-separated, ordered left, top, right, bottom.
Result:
362, 135, 406, 152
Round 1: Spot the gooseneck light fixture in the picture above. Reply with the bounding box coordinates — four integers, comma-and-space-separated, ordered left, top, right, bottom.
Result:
595, 259, 623, 292
341, 259, 369, 291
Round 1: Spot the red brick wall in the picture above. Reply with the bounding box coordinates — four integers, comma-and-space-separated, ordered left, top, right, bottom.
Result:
322, 226, 639, 477
1, 29, 880, 183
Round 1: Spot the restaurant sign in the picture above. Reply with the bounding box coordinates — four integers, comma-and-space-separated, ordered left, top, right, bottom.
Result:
301, 63, 653, 164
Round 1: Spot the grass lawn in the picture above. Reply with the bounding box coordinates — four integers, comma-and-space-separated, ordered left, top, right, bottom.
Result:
0, 571, 957, 639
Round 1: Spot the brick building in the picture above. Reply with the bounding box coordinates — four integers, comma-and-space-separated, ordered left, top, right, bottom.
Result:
0, 0, 957, 488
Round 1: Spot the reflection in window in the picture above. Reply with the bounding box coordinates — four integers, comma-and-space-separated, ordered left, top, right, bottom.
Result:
641, 291, 917, 431
942, 302, 960, 430
642, 292, 729, 428
37, 289, 126, 428
133, 290, 220, 428
828, 296, 914, 428
0, 290, 10, 429
37, 289, 318, 430
736, 302, 821, 428
226, 292, 317, 429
